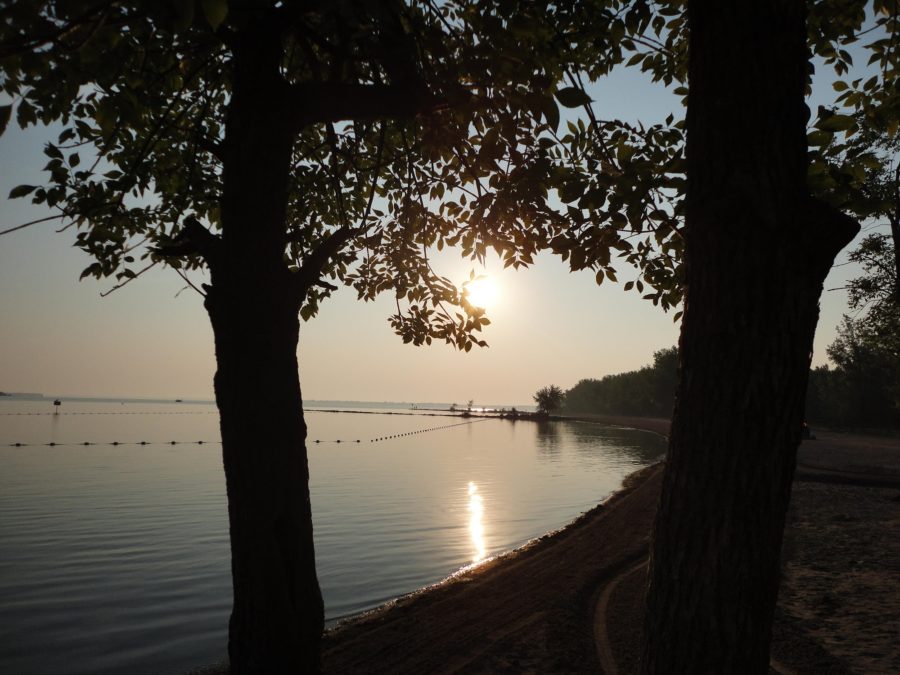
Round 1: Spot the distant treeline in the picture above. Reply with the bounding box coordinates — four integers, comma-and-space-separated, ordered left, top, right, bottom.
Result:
562, 342, 900, 431
805, 319, 900, 430
562, 347, 678, 418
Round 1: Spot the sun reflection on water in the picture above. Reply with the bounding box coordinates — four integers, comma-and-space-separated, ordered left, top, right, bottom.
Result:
468, 481, 486, 562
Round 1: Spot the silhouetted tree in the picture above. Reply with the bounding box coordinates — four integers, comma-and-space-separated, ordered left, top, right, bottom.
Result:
0, 3, 612, 671
642, 2, 862, 672
533, 385, 565, 415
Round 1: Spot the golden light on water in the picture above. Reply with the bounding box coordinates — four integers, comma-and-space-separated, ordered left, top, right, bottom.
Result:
463, 276, 499, 310
468, 481, 486, 562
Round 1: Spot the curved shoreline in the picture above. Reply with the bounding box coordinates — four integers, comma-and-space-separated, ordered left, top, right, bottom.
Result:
191, 417, 900, 674
320, 461, 664, 674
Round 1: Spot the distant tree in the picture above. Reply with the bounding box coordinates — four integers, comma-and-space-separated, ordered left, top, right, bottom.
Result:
842, 233, 900, 367
649, 346, 678, 417
561, 346, 677, 418
827, 316, 900, 427
533, 385, 564, 415
806, 197, 900, 430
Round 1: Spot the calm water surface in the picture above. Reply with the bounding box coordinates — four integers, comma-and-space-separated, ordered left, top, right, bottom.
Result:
0, 399, 664, 674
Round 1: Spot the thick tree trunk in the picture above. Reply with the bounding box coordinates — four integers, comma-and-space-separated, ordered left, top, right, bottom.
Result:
207, 287, 322, 674
891, 217, 900, 301
206, 19, 324, 674
642, 2, 858, 673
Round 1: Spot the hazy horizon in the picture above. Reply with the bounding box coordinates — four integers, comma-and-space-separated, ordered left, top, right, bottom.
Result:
0, 392, 538, 408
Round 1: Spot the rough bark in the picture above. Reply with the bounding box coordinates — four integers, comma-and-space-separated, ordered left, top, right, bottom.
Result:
891, 216, 900, 302
206, 20, 323, 674
642, 2, 858, 673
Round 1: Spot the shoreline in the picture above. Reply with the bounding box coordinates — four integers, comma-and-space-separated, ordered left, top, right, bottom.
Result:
190, 416, 900, 674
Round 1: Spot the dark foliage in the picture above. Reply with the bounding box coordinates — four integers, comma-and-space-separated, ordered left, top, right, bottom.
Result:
562, 346, 677, 418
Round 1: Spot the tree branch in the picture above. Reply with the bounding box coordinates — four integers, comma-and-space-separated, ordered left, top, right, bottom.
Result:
293, 225, 357, 293
99, 261, 158, 297
153, 216, 220, 264
0, 214, 66, 237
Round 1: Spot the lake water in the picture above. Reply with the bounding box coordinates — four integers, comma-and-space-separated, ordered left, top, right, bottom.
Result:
0, 398, 665, 674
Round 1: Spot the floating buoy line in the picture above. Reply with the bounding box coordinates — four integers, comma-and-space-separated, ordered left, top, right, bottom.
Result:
5, 417, 490, 448
5, 440, 219, 447
314, 417, 488, 444
0, 411, 218, 416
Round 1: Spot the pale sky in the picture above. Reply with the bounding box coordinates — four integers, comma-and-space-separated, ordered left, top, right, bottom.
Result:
0, 59, 877, 406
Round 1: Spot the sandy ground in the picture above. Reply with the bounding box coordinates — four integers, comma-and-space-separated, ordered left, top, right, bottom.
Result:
191, 418, 900, 674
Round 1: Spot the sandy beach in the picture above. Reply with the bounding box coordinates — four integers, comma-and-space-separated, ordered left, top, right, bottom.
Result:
193, 418, 900, 674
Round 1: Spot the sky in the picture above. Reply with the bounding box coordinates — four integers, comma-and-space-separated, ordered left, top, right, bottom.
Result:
0, 48, 883, 406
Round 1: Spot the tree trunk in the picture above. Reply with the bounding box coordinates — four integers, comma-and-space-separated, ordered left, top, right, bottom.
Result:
207, 286, 322, 674
642, 2, 858, 673
890, 216, 900, 301
206, 19, 324, 674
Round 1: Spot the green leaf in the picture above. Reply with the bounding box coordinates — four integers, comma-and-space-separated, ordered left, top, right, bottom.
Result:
542, 97, 560, 131
806, 130, 833, 147
815, 114, 855, 132
201, 0, 228, 30
9, 184, 37, 199
0, 105, 11, 137
555, 86, 592, 108
16, 99, 36, 127
626, 53, 644, 67
616, 143, 636, 163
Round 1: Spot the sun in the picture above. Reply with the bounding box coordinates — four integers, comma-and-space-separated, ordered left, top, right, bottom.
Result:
464, 276, 499, 310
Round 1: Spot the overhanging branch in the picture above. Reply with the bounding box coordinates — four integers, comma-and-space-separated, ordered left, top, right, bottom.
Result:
293, 225, 357, 296
153, 216, 220, 264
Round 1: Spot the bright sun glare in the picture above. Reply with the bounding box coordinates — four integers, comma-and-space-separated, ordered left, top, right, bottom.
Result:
463, 276, 499, 310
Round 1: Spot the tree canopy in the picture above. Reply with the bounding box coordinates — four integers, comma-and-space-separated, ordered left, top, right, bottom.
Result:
533, 384, 564, 414
3, 2, 896, 323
